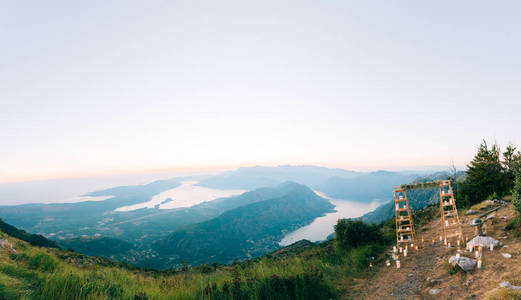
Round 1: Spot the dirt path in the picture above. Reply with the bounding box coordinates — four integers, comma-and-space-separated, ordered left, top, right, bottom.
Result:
346, 204, 521, 300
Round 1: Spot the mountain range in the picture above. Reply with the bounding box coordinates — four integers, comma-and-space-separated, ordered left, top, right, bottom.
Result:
0, 165, 453, 268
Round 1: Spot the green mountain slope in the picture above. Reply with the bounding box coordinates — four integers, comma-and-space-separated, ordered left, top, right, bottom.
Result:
153, 182, 334, 267
58, 236, 133, 257
0, 215, 394, 300
0, 218, 60, 249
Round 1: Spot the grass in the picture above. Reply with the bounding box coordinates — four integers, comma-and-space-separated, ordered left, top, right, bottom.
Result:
485, 288, 521, 300
0, 229, 392, 300
0, 203, 406, 300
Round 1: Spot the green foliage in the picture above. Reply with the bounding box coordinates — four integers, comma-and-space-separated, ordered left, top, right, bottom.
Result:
455, 187, 471, 210
28, 253, 58, 273
400, 181, 441, 190
205, 272, 333, 300
488, 192, 500, 200
412, 205, 439, 229
334, 219, 384, 249
505, 215, 521, 234
0, 283, 18, 300
459, 141, 511, 205
34, 271, 125, 300
513, 171, 521, 215
444, 262, 459, 275
503, 144, 521, 189
58, 236, 133, 257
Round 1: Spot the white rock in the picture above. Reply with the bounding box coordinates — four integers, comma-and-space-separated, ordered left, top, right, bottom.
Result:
448, 256, 477, 272
429, 288, 442, 295
500, 281, 521, 291
502, 253, 512, 258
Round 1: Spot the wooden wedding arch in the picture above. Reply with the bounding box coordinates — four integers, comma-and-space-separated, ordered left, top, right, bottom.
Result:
393, 180, 463, 246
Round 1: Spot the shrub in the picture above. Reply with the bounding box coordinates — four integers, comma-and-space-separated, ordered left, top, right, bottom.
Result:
444, 262, 459, 275
513, 172, 521, 215
334, 219, 383, 249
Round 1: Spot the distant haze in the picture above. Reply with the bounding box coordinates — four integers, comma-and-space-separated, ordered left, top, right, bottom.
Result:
1, 1, 520, 183
0, 171, 195, 205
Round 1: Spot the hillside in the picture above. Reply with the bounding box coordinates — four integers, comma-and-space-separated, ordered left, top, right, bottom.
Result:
349, 201, 521, 299
31, 182, 334, 268
0, 217, 378, 300
153, 182, 334, 267
0, 218, 60, 249
58, 236, 133, 258
2, 197, 520, 299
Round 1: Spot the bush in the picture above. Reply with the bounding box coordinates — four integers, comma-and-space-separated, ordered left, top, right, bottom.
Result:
334, 219, 383, 249
505, 215, 521, 236
513, 173, 521, 215
28, 253, 58, 273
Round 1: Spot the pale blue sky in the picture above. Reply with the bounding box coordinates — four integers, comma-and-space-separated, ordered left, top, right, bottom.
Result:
1, 1, 520, 183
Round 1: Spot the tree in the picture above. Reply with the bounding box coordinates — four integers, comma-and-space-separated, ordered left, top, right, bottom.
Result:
460, 141, 509, 205
503, 144, 518, 190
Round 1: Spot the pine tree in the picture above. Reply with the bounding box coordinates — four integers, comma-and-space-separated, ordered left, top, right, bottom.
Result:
503, 144, 518, 191
460, 141, 509, 205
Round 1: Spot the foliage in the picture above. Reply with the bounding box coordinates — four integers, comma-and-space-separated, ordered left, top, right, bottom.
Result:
412, 205, 439, 229
400, 181, 441, 191
505, 215, 521, 236
503, 144, 519, 187
28, 253, 58, 273
334, 219, 385, 249
58, 236, 133, 257
513, 170, 521, 216
444, 262, 459, 275
459, 141, 511, 205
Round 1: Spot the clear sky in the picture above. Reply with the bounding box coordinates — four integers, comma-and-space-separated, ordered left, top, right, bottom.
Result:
1, 1, 520, 184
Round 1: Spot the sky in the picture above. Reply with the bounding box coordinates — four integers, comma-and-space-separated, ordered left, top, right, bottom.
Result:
1, 1, 521, 184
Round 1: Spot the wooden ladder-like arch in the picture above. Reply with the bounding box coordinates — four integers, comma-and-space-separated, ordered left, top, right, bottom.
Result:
393, 180, 462, 246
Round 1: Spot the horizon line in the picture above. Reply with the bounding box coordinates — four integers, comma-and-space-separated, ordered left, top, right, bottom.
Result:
0, 163, 466, 185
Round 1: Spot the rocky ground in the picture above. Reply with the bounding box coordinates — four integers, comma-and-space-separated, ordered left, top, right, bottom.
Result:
347, 201, 521, 299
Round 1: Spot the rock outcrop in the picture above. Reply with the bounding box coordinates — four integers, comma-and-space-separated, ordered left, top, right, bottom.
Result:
448, 256, 477, 272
